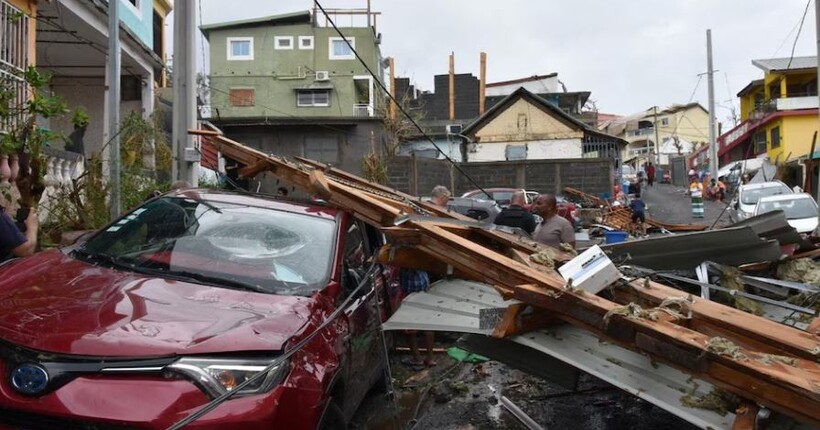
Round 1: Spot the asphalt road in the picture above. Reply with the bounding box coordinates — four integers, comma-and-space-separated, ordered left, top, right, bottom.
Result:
642, 182, 733, 228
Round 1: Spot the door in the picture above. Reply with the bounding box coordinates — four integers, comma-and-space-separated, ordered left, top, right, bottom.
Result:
339, 218, 382, 414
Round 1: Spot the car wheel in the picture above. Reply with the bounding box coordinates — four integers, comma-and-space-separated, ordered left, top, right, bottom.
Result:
319, 402, 345, 430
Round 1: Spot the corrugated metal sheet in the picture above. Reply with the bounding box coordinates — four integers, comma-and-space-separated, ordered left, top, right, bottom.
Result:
384, 279, 734, 430
752, 56, 817, 72
599, 226, 783, 270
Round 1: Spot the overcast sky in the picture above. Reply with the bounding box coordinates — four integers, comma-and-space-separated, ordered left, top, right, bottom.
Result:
183, 0, 818, 125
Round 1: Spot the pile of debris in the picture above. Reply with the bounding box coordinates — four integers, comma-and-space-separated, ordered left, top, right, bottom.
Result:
564, 186, 707, 235
193, 126, 820, 430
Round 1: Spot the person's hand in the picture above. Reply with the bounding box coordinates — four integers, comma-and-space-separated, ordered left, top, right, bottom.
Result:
24, 207, 38, 232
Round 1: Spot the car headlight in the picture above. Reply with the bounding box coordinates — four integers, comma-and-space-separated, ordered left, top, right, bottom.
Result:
167, 357, 290, 398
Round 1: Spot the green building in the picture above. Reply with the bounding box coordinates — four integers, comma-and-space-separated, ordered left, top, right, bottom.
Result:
200, 10, 389, 179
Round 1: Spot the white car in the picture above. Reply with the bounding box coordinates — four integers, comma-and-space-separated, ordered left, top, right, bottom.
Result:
753, 193, 819, 234
730, 180, 792, 222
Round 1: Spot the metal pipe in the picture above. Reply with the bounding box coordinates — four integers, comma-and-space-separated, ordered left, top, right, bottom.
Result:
107, 0, 121, 219
500, 395, 544, 430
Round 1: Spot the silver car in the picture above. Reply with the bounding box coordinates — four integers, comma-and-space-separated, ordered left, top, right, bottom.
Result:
730, 180, 792, 222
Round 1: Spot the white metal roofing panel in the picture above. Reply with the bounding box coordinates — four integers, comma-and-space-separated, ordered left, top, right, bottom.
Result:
752, 56, 817, 72
385, 279, 734, 430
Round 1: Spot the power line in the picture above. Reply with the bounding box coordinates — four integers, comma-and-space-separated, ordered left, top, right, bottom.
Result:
786, 0, 813, 70
670, 75, 704, 138
313, 0, 489, 196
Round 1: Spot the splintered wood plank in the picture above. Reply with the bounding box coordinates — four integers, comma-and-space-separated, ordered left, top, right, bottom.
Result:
624, 279, 820, 362
492, 302, 561, 338
492, 303, 527, 338
237, 160, 272, 178
376, 244, 479, 281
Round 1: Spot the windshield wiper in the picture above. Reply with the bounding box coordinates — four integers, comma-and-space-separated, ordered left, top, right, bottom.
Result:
156, 269, 268, 294
73, 249, 135, 270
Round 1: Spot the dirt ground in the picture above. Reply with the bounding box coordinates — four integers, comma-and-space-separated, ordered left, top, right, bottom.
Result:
350, 342, 701, 430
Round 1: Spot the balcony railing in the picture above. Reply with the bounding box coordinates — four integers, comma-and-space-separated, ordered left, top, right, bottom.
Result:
627, 127, 655, 137
353, 103, 374, 117
38, 147, 85, 222
775, 96, 818, 111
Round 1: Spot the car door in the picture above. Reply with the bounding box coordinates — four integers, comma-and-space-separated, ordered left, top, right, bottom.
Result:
339, 218, 381, 414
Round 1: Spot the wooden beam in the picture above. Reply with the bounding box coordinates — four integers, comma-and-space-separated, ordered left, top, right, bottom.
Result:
449, 52, 455, 121
479, 52, 486, 115
237, 160, 271, 178
624, 278, 819, 361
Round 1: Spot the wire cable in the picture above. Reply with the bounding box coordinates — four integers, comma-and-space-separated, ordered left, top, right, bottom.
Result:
313, 0, 490, 198
786, 0, 813, 70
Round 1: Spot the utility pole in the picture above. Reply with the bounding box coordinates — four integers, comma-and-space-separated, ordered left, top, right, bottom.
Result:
107, 0, 121, 219
707, 29, 718, 181
172, 0, 199, 185
815, 0, 820, 201
653, 105, 660, 165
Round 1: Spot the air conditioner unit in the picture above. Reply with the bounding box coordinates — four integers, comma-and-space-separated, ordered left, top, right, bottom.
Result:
315, 71, 330, 82
445, 124, 462, 135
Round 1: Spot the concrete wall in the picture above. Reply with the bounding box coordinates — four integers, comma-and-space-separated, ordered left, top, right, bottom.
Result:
49, 77, 142, 157
775, 115, 816, 161
469, 139, 582, 162
221, 120, 386, 190
386, 156, 613, 198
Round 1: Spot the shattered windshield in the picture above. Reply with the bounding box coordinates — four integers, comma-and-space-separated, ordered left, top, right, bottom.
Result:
757, 198, 818, 220
78, 197, 336, 296
741, 184, 791, 205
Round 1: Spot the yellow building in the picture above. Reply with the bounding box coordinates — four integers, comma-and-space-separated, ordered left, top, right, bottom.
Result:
718, 56, 818, 167
599, 103, 709, 169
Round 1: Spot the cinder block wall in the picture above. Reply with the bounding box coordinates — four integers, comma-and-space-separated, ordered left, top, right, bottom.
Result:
386, 157, 613, 198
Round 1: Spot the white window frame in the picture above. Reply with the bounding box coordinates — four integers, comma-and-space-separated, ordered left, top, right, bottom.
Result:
298, 36, 314, 50
227, 37, 254, 61
660, 117, 670, 127
329, 37, 355, 60
274, 36, 294, 50
297, 90, 331, 107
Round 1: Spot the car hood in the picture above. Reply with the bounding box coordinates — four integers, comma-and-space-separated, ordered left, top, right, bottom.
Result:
787, 217, 819, 234
0, 250, 317, 357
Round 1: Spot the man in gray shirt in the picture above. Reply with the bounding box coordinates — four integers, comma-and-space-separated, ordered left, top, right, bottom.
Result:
532, 194, 575, 249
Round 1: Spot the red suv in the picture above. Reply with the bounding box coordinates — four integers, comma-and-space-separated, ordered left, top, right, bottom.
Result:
0, 189, 401, 429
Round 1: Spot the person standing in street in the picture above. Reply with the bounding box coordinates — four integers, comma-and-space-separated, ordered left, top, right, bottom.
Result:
689, 175, 704, 218
494, 191, 536, 234
532, 194, 575, 249
629, 193, 647, 236
401, 185, 451, 369
1, 205, 38, 262
645, 162, 656, 187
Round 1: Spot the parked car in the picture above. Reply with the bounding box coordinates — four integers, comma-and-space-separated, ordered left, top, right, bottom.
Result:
619, 165, 638, 184
461, 188, 579, 228
445, 196, 502, 222
753, 193, 819, 234
730, 180, 792, 222
0, 189, 401, 430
